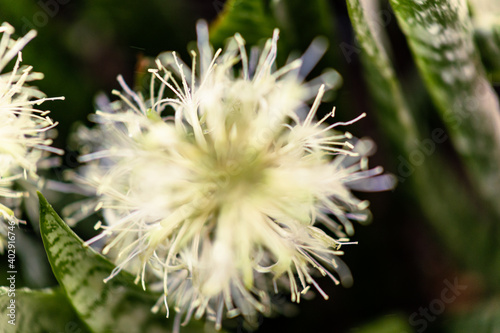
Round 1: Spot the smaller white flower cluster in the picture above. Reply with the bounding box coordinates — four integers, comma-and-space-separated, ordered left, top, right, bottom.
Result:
0, 22, 62, 249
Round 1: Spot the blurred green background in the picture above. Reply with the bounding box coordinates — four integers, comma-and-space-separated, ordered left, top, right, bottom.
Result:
1, 0, 500, 332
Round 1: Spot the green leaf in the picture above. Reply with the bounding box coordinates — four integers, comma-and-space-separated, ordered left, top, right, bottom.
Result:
389, 0, 500, 219
345, 0, 419, 154
443, 298, 500, 332
0, 287, 90, 333
209, 0, 340, 68
468, 0, 500, 78
210, 0, 276, 48
346, 0, 500, 287
38, 192, 209, 333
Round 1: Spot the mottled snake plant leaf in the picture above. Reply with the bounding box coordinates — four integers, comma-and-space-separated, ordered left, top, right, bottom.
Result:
38, 192, 209, 333
346, 0, 500, 286
0, 287, 89, 333
346, 0, 419, 154
389, 0, 500, 219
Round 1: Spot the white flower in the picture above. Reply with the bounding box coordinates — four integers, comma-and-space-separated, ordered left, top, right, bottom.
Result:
0, 22, 63, 249
74, 21, 396, 330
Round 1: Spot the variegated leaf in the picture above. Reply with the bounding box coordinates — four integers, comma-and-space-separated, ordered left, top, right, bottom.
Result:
347, 0, 500, 287
38, 192, 210, 333
0, 287, 89, 333
389, 0, 500, 219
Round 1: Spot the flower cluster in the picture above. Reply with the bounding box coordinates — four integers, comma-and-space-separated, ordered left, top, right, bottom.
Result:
0, 22, 62, 250
73, 21, 396, 330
